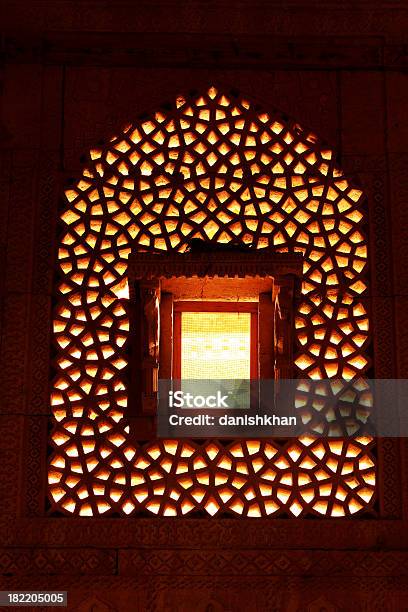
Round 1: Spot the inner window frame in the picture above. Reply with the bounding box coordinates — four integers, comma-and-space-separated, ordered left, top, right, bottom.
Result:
172, 301, 259, 381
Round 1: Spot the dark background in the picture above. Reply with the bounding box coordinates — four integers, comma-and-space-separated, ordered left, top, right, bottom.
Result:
1, 1, 408, 610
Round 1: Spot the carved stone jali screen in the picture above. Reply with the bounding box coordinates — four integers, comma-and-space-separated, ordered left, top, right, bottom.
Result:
49, 87, 375, 518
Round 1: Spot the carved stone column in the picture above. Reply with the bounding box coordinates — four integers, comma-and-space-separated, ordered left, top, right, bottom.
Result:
274, 275, 297, 379
139, 279, 161, 415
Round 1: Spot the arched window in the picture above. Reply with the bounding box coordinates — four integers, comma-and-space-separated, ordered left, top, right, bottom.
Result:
49, 87, 374, 517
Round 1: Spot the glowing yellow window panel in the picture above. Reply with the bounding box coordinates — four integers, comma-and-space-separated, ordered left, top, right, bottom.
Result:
180, 311, 251, 380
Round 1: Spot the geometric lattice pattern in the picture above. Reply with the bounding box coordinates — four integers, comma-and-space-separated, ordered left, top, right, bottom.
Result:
49, 87, 375, 516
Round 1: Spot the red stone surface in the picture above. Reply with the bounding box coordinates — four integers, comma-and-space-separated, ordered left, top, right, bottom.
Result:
1, 1, 408, 609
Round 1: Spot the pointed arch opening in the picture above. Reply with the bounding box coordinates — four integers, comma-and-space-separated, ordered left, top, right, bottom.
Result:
49, 86, 374, 517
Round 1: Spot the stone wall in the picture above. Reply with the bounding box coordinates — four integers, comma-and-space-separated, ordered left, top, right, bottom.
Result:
1, 1, 408, 609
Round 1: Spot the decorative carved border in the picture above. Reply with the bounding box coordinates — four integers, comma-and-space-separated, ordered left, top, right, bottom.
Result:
0, 574, 407, 611
4, 33, 408, 71
5, 516, 408, 548
343, 154, 401, 518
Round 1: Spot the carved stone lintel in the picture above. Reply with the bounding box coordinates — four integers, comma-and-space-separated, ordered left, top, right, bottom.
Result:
129, 249, 303, 281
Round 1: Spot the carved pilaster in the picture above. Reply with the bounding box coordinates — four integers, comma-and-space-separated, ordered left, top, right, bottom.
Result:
139, 279, 161, 415
275, 276, 297, 379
